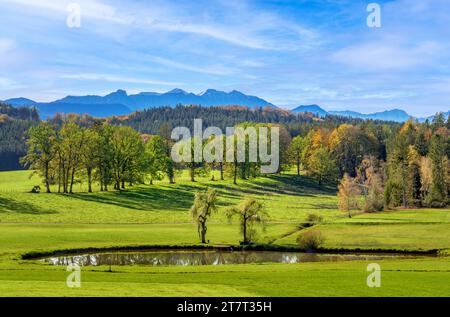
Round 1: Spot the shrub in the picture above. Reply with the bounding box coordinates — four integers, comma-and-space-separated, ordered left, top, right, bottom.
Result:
296, 230, 325, 251
305, 213, 323, 226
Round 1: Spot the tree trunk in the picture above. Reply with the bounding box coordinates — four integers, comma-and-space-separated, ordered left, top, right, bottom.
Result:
190, 165, 195, 182
65, 167, 70, 193
69, 168, 75, 194
297, 157, 300, 176
168, 164, 175, 184
44, 161, 51, 193
58, 158, 62, 193
220, 162, 224, 180
87, 167, 92, 193
201, 223, 207, 244
233, 163, 237, 185
402, 164, 408, 208
243, 217, 248, 244
62, 166, 66, 193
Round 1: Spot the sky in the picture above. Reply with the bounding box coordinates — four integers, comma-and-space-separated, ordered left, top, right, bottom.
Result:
0, 0, 449, 117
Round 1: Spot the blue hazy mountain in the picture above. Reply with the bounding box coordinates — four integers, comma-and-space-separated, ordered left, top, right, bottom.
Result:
419, 110, 450, 123
3, 89, 274, 118
329, 109, 412, 122
3, 97, 38, 106
3, 91, 448, 121
290, 104, 447, 123
53, 88, 274, 111
291, 104, 328, 117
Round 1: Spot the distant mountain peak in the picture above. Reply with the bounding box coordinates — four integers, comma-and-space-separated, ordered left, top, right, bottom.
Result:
166, 88, 188, 95
199, 88, 221, 95
107, 89, 128, 96
292, 105, 417, 122
292, 104, 327, 116
4, 97, 37, 106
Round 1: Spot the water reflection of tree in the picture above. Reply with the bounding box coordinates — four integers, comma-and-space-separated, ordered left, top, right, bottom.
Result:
43, 251, 399, 267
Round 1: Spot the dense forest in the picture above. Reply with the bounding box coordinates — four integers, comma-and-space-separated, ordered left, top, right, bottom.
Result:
0, 103, 39, 171
120, 104, 399, 137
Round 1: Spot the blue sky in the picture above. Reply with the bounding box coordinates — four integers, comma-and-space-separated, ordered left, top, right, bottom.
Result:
0, 0, 449, 117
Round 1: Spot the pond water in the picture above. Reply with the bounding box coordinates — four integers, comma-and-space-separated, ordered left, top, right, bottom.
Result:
40, 250, 421, 266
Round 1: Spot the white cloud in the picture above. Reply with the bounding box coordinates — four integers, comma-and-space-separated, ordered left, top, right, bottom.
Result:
145, 55, 235, 76
1, 0, 132, 24
0, 0, 317, 51
0, 77, 24, 90
0, 38, 15, 54
60, 73, 180, 86
331, 41, 442, 71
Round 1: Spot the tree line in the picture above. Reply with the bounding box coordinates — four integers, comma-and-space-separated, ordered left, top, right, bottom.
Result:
9, 103, 449, 210
21, 120, 176, 193
333, 114, 450, 213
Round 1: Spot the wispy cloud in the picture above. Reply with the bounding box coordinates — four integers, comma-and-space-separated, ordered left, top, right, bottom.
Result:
1, 0, 318, 51
0, 38, 15, 54
60, 73, 180, 86
331, 41, 442, 71
0, 77, 24, 90
145, 55, 235, 76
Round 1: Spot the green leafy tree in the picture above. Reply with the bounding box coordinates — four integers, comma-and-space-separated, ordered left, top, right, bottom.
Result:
289, 135, 304, 176
426, 133, 448, 206
307, 146, 337, 187
21, 122, 56, 193
81, 128, 101, 192
190, 188, 218, 243
329, 124, 378, 177
226, 198, 268, 245
110, 126, 144, 190
144, 135, 169, 184
59, 122, 85, 194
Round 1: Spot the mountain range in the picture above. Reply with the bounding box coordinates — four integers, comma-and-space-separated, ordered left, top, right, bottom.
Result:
1, 89, 273, 118
292, 104, 449, 123
2, 90, 448, 122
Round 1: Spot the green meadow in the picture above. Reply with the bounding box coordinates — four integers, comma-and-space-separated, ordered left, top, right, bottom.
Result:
0, 170, 449, 296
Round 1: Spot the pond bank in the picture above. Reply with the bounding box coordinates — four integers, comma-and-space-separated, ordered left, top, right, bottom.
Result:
21, 244, 442, 260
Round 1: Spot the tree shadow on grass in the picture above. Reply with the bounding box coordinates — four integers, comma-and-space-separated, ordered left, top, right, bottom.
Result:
68, 174, 337, 212
70, 186, 195, 212
0, 196, 57, 215
311, 203, 338, 210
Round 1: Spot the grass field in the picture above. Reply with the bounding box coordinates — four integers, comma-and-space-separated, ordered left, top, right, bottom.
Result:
0, 170, 449, 296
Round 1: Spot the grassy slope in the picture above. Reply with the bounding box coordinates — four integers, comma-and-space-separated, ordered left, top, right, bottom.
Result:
0, 170, 339, 223
0, 170, 449, 296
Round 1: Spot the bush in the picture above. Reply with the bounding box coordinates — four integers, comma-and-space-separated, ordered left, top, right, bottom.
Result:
296, 230, 325, 251
364, 194, 384, 212
305, 213, 323, 226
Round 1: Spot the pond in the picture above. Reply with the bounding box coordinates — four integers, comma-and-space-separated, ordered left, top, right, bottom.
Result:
40, 250, 423, 267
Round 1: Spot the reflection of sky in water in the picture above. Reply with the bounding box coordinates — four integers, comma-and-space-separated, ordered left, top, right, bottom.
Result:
41, 251, 421, 267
